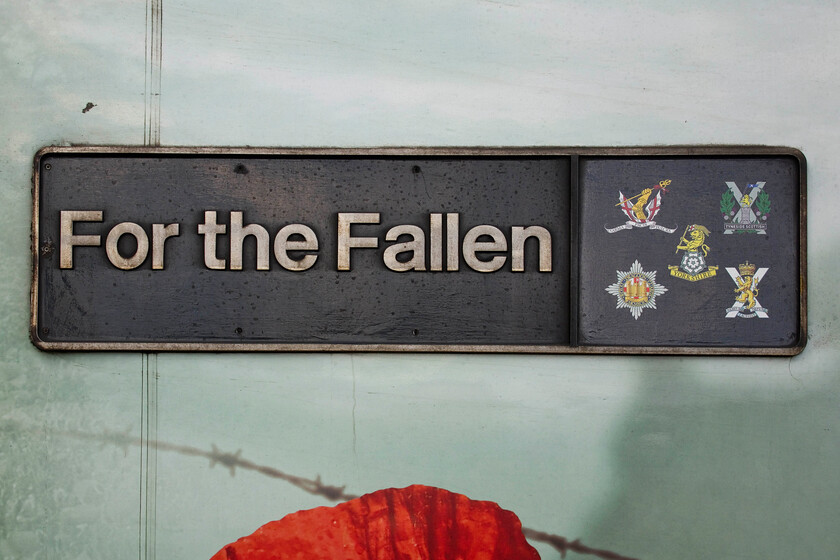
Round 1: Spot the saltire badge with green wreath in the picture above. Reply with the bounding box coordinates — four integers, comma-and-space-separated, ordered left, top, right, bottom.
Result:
721, 181, 769, 235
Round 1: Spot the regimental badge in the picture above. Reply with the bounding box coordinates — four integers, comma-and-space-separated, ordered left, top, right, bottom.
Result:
721, 181, 770, 235
668, 224, 719, 281
725, 262, 769, 318
605, 260, 668, 320
605, 180, 677, 234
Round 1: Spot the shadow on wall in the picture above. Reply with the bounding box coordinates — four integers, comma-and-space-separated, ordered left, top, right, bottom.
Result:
576, 228, 840, 559
579, 356, 840, 560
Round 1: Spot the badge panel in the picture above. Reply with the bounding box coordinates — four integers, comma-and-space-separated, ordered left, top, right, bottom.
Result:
578, 156, 801, 348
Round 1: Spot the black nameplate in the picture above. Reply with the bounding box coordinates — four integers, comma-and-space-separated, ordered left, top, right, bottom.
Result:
31, 147, 805, 354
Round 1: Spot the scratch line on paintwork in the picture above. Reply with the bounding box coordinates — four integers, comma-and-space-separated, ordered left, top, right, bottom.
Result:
351, 355, 358, 459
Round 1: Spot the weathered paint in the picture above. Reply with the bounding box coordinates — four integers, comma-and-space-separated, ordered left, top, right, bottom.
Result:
1, 2, 838, 560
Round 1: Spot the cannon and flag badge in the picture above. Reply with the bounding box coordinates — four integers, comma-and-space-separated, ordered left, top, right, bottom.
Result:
605, 180, 677, 234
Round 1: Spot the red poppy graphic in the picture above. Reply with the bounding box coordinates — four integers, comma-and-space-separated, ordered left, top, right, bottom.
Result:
210, 484, 540, 559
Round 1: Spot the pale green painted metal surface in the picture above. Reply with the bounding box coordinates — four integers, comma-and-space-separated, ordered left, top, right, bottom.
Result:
2, 1, 838, 559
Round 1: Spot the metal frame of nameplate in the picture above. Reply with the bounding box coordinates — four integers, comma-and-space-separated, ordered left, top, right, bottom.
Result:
31, 146, 806, 355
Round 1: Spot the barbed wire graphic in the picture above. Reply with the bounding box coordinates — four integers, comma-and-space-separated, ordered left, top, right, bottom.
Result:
24, 424, 637, 560
62, 427, 358, 502
521, 528, 637, 560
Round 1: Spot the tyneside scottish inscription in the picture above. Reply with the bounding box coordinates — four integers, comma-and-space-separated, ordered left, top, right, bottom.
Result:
32, 148, 805, 354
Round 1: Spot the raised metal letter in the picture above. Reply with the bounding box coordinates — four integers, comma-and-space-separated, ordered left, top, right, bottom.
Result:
337, 212, 380, 271
59, 210, 103, 269
105, 222, 149, 270
274, 224, 319, 271
462, 225, 507, 272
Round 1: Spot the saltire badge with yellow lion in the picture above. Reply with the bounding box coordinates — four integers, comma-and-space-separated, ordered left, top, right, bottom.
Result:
605, 260, 668, 319
668, 224, 719, 281
725, 261, 769, 318
605, 180, 677, 234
